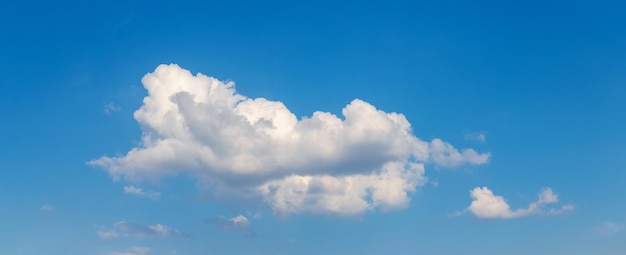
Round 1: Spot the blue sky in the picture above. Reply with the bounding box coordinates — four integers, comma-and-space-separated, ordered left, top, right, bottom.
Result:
1, 0, 625, 254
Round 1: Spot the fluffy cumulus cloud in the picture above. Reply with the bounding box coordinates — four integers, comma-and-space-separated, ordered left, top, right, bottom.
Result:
89, 64, 490, 215
464, 187, 574, 219
123, 185, 161, 200
98, 221, 188, 239
210, 215, 256, 237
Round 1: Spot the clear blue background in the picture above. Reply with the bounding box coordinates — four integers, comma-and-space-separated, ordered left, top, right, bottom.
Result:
1, 0, 625, 254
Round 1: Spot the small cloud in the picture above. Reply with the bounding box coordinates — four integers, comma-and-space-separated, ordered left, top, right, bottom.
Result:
104, 102, 121, 114
538, 188, 558, 203
429, 139, 490, 167
465, 132, 487, 143
99, 221, 188, 239
124, 186, 161, 200
98, 229, 119, 239
595, 221, 621, 236
458, 186, 574, 219
39, 204, 54, 211
115, 221, 188, 238
209, 215, 256, 237
547, 204, 575, 215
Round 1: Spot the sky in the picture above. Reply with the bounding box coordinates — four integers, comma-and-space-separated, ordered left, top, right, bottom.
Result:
1, 0, 625, 254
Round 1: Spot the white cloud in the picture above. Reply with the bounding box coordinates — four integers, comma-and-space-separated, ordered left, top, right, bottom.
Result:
547, 204, 575, 215
464, 186, 574, 219
123, 185, 161, 200
39, 204, 54, 211
98, 229, 119, 239
210, 215, 256, 237
98, 221, 188, 239
88, 64, 489, 215
429, 139, 490, 167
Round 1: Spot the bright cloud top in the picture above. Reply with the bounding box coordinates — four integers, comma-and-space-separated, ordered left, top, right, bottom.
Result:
466, 186, 574, 219
89, 64, 490, 215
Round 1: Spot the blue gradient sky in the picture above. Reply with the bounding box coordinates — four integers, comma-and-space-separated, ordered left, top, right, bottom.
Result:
1, 0, 625, 254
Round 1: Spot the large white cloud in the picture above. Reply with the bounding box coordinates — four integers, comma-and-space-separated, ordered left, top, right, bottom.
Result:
465, 186, 574, 219
89, 64, 489, 215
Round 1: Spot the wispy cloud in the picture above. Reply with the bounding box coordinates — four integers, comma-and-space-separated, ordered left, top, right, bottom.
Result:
97, 229, 119, 239
104, 102, 121, 114
210, 215, 256, 237
594, 221, 621, 236
123, 186, 160, 200
98, 221, 188, 239
39, 204, 54, 211
456, 187, 574, 219
429, 139, 490, 167
465, 132, 487, 143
